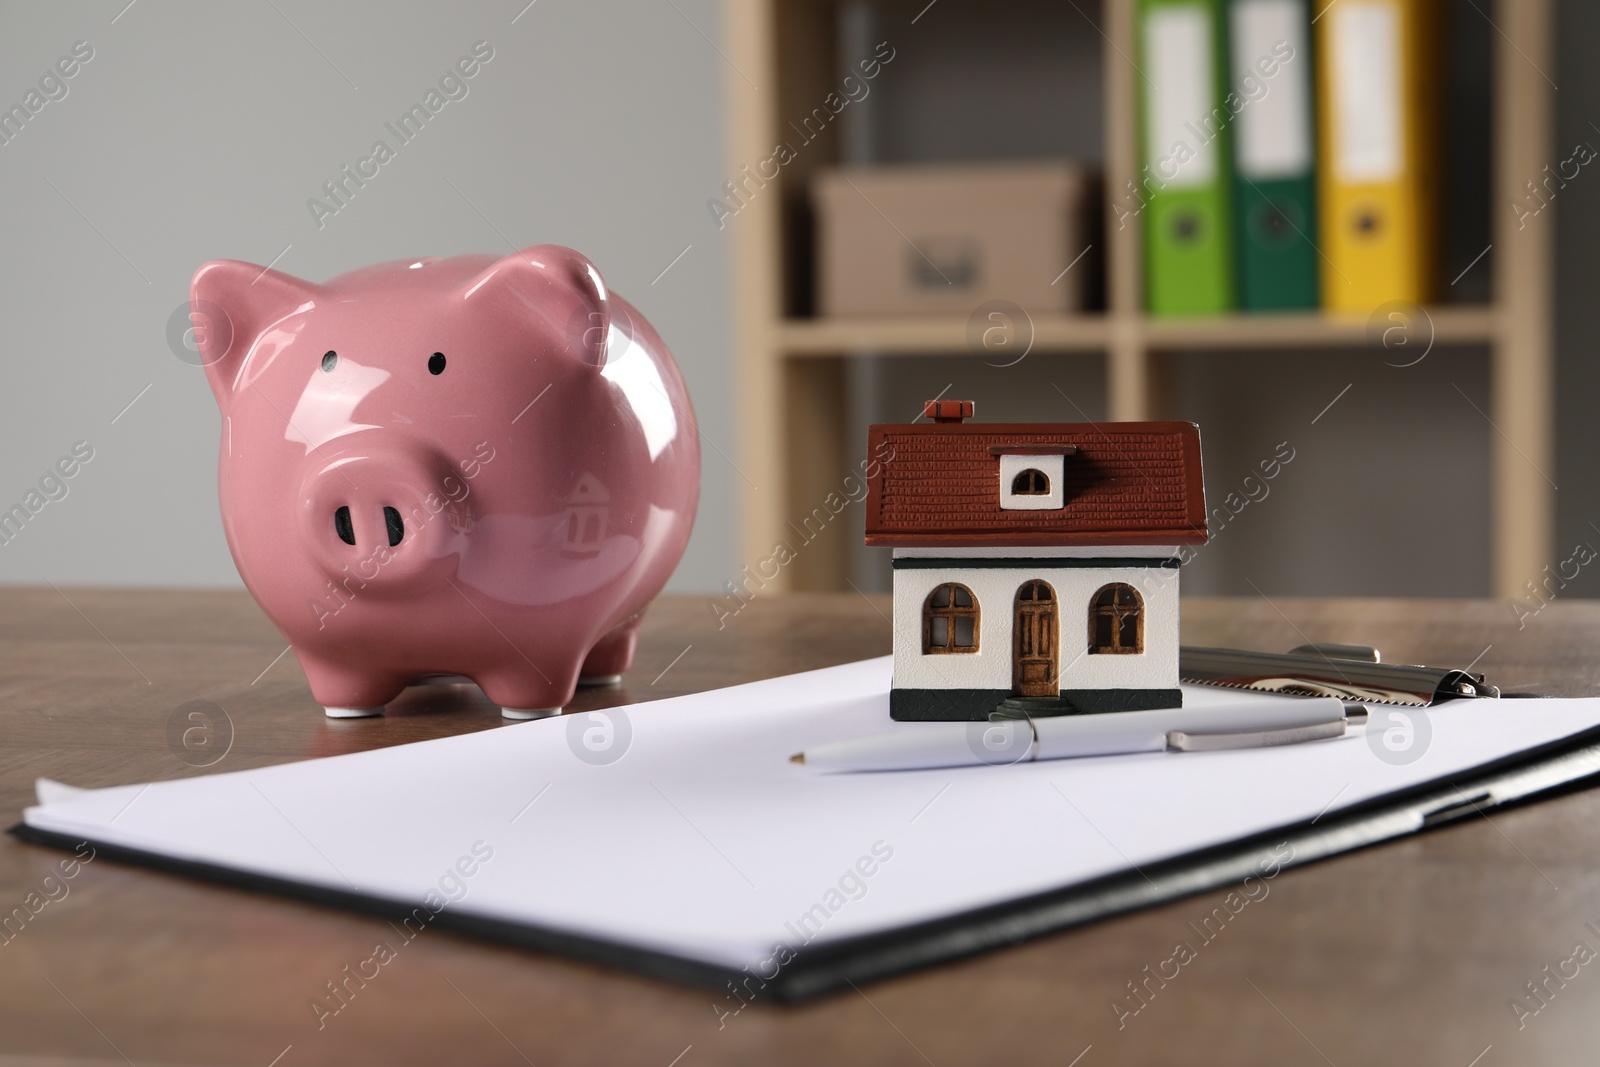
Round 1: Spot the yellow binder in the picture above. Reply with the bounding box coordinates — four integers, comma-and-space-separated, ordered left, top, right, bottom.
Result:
1315, 0, 1439, 313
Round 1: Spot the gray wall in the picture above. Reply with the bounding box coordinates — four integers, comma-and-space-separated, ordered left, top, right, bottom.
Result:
0, 0, 733, 591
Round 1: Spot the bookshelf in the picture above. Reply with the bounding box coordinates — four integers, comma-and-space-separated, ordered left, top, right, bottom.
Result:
724, 0, 1553, 598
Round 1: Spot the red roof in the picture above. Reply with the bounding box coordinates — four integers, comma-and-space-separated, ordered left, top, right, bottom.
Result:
865, 419, 1207, 547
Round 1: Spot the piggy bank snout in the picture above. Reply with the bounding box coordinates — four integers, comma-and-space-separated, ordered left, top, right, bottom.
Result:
297, 446, 462, 588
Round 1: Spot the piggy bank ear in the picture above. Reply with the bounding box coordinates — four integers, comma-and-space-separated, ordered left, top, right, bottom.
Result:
462, 245, 611, 369
189, 260, 324, 406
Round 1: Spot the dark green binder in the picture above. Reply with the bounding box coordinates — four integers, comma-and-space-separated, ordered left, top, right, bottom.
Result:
1227, 0, 1319, 310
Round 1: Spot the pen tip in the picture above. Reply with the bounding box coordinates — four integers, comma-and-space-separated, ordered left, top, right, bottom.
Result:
789, 753, 804, 764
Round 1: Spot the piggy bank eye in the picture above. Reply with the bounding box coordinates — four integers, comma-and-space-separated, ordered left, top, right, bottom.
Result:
321, 351, 337, 372
428, 352, 446, 375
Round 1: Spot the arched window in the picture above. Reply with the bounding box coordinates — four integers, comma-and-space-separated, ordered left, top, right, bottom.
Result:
1011, 468, 1050, 496
923, 584, 979, 654
1089, 583, 1143, 654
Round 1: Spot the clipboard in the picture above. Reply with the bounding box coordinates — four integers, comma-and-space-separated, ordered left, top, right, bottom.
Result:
13, 658, 1600, 1001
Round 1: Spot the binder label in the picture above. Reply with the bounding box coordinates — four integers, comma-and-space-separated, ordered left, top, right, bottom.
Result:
1330, 1, 1402, 182
1144, 6, 1218, 188
1231, 0, 1310, 178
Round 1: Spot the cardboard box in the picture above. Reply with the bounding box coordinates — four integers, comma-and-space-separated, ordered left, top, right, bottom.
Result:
812, 162, 1097, 317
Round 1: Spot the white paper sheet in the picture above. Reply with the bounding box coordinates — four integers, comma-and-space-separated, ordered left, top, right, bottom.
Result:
22, 657, 1600, 972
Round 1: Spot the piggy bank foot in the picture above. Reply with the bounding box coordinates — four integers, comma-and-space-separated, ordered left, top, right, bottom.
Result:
578, 616, 643, 684
500, 706, 563, 721
300, 654, 407, 719
324, 705, 386, 719
480, 670, 578, 721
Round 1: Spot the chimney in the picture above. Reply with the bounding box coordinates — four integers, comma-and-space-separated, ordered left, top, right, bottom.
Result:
923, 399, 974, 424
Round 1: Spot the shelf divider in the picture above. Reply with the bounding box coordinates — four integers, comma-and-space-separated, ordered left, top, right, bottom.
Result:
775, 306, 1499, 357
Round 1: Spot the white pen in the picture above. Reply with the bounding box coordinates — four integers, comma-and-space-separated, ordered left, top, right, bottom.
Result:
791, 696, 1368, 773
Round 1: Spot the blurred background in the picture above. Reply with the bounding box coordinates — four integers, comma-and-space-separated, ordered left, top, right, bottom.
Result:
0, 0, 1593, 605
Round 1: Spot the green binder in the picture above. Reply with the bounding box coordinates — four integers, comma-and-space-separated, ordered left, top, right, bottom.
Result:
1227, 0, 1319, 310
1138, 0, 1235, 316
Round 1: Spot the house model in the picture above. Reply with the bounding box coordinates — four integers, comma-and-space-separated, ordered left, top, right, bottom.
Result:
864, 400, 1208, 721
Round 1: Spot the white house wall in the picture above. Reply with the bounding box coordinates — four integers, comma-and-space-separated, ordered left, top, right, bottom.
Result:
891, 564, 1181, 692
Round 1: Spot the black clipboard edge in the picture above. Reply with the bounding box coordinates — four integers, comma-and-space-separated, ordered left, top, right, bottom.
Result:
6, 821, 737, 993
13, 722, 1600, 1003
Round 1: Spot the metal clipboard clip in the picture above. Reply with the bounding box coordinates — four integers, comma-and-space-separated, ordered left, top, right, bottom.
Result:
1179, 643, 1501, 708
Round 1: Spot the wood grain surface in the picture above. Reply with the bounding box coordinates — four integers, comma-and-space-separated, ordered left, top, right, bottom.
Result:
2, 589, 1598, 1065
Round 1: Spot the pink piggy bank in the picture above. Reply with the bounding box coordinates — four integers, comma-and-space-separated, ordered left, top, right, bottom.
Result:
190, 245, 699, 719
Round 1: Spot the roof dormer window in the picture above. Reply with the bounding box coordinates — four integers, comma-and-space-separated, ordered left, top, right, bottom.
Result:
1011, 468, 1050, 495
997, 452, 1066, 510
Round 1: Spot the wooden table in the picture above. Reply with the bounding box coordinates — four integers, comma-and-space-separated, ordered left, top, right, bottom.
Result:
3, 590, 1599, 1065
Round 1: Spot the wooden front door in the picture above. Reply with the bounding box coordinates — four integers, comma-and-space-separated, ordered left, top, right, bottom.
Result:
1013, 580, 1058, 697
